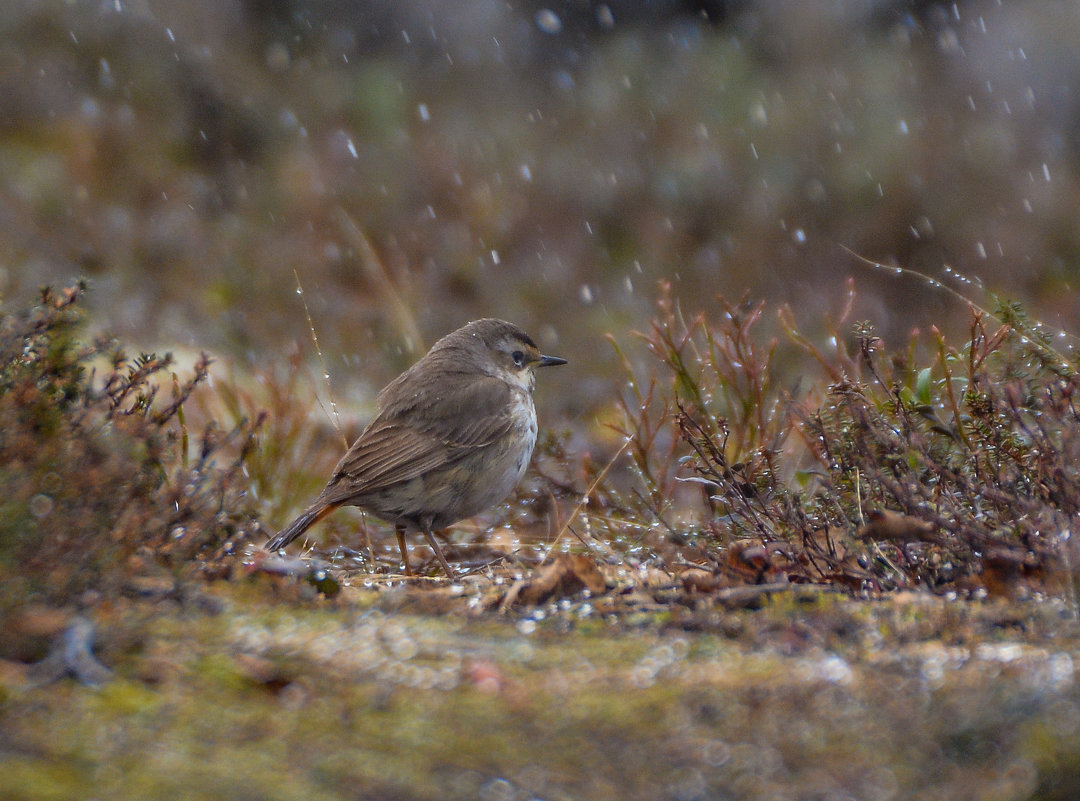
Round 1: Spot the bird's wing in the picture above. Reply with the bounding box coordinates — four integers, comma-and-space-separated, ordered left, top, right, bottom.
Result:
325, 375, 518, 496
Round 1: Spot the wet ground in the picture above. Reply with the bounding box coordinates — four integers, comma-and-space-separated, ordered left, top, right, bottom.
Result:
2, 581, 1079, 801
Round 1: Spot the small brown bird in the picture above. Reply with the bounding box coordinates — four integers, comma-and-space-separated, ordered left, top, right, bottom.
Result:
266, 318, 566, 578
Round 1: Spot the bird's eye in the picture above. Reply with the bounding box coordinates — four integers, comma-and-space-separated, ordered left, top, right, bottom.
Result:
512, 350, 526, 367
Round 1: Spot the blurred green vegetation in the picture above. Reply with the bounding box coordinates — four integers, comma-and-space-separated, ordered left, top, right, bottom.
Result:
3, 589, 1080, 801
2, 1, 1080, 422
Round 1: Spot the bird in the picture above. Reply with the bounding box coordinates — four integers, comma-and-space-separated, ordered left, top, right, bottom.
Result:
266, 318, 566, 579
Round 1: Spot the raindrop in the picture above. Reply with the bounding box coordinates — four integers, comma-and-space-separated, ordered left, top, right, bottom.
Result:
1043, 163, 1051, 182
553, 70, 574, 92
596, 4, 615, 29
701, 740, 730, 767
479, 778, 516, 801
535, 9, 563, 35
80, 97, 101, 121
938, 28, 960, 54
265, 42, 290, 72
805, 179, 826, 203
490, 249, 499, 265
793, 228, 806, 244
278, 109, 299, 130
579, 285, 594, 304
1049, 652, 1074, 689
897, 119, 909, 135
417, 103, 430, 122
519, 163, 532, 181
629, 666, 655, 688
166, 27, 175, 42
819, 654, 853, 684
346, 138, 358, 158
99, 59, 114, 90
29, 494, 54, 519
975, 642, 1023, 663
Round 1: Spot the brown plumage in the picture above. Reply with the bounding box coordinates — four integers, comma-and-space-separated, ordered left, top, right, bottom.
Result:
266, 318, 565, 578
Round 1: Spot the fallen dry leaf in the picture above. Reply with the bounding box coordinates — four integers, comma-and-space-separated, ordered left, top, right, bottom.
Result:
505, 554, 607, 607
859, 509, 937, 544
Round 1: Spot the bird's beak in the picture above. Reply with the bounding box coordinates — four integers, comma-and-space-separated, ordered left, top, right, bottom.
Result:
538, 354, 567, 368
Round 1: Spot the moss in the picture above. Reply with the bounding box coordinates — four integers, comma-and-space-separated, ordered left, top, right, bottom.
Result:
0, 756, 89, 801
91, 681, 166, 717
2, 593, 1080, 800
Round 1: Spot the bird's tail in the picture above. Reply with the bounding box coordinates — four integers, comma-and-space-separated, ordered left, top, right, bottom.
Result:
265, 502, 338, 551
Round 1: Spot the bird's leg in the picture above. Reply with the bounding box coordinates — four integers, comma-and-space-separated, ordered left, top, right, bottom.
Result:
423, 527, 457, 580
395, 525, 413, 576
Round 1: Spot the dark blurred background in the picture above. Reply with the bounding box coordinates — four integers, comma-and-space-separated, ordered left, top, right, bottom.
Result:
2, 0, 1079, 424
